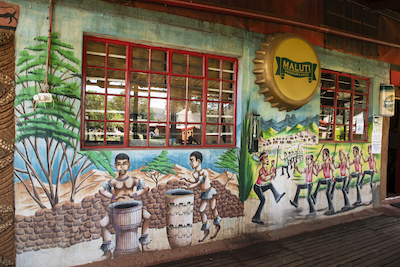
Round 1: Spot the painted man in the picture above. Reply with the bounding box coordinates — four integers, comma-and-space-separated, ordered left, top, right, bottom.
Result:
181, 151, 222, 242
347, 146, 363, 206
290, 154, 317, 215
360, 145, 378, 191
313, 148, 335, 215
252, 152, 285, 224
279, 151, 290, 178
95, 153, 151, 261
331, 149, 352, 211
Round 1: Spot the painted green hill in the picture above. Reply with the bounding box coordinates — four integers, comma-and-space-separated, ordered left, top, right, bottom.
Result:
301, 122, 319, 135
277, 126, 292, 136
262, 127, 278, 140
287, 124, 303, 135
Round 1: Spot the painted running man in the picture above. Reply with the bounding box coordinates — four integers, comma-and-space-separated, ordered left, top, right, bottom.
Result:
347, 146, 363, 206
252, 152, 285, 224
331, 149, 352, 211
313, 148, 335, 215
290, 154, 317, 215
360, 145, 378, 192
96, 153, 152, 261
181, 151, 222, 242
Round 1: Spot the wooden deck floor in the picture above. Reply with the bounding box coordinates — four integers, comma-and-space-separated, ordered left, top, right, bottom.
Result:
153, 215, 400, 267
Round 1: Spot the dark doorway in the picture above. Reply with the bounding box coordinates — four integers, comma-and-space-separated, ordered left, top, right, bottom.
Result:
387, 99, 400, 197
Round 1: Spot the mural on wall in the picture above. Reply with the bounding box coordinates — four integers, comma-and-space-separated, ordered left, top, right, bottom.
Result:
13, 33, 243, 266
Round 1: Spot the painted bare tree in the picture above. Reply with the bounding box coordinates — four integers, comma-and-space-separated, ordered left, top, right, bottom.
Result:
141, 150, 176, 187
14, 33, 114, 208
215, 148, 239, 187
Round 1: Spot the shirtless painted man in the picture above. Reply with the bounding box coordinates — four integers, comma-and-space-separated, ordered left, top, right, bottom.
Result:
181, 151, 222, 242
95, 153, 151, 261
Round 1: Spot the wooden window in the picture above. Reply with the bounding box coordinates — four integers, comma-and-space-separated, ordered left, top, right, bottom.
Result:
319, 69, 369, 142
82, 36, 237, 149
325, 0, 378, 57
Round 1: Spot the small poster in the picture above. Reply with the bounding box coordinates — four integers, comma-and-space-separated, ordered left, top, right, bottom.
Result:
356, 117, 364, 134
371, 143, 381, 154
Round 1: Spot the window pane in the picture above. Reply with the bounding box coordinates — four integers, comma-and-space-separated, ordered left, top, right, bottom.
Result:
354, 78, 368, 93
334, 125, 350, 141
87, 41, 106, 67
354, 94, 367, 109
188, 78, 203, 100
150, 98, 167, 122
85, 94, 105, 120
222, 82, 234, 102
85, 121, 104, 146
336, 108, 351, 124
107, 69, 125, 95
353, 127, 367, 141
189, 55, 203, 76
151, 50, 167, 72
208, 58, 220, 79
171, 76, 186, 99
169, 124, 184, 146
353, 110, 367, 124
187, 125, 201, 146
105, 122, 124, 145
337, 92, 352, 108
222, 61, 234, 80
130, 97, 148, 121
207, 80, 220, 101
132, 46, 149, 70
106, 96, 125, 120
130, 72, 149, 97
149, 123, 166, 147
173, 53, 187, 74
221, 103, 234, 124
108, 44, 126, 69
221, 125, 233, 145
170, 100, 186, 122
319, 123, 334, 141
150, 74, 167, 98
129, 123, 147, 147
206, 124, 219, 145
188, 101, 202, 123
321, 72, 336, 89
86, 67, 105, 94
338, 76, 351, 91
320, 107, 334, 124
320, 89, 335, 107
207, 102, 219, 123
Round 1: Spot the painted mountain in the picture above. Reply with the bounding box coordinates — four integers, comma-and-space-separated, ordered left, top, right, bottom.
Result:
261, 114, 319, 132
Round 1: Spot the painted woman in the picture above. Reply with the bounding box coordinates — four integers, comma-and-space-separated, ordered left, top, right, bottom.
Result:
290, 154, 317, 215
313, 148, 335, 215
252, 152, 285, 224
360, 144, 378, 192
331, 149, 352, 211
347, 146, 363, 206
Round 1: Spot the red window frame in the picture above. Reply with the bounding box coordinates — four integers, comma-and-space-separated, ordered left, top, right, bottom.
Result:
319, 69, 369, 143
81, 35, 237, 149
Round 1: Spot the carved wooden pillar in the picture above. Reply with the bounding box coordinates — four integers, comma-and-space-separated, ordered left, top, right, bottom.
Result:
0, 2, 19, 266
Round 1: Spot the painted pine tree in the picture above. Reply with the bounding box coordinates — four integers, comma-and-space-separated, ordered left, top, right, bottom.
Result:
215, 148, 239, 186
141, 150, 177, 187
14, 33, 114, 208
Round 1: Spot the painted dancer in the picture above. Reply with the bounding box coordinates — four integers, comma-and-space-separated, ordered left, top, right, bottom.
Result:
95, 153, 152, 262
252, 152, 286, 224
347, 146, 363, 206
279, 151, 290, 178
290, 154, 317, 215
331, 149, 352, 211
313, 148, 335, 215
360, 145, 378, 191
181, 151, 222, 242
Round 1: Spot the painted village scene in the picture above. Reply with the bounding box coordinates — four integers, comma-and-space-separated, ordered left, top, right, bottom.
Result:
11, 17, 381, 267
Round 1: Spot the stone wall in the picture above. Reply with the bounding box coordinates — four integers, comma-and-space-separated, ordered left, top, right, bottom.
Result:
15, 179, 244, 253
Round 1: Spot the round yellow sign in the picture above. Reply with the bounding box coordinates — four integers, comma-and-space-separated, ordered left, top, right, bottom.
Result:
253, 33, 320, 111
